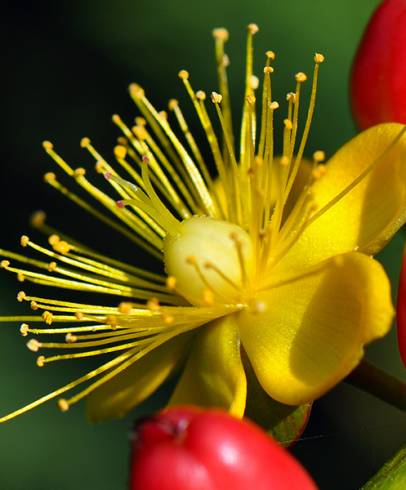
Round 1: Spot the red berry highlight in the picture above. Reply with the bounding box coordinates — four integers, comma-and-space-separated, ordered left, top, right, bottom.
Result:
351, 0, 406, 129
129, 407, 317, 490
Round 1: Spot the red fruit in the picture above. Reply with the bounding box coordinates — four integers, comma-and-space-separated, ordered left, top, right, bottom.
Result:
397, 245, 406, 367
129, 406, 317, 490
351, 0, 406, 129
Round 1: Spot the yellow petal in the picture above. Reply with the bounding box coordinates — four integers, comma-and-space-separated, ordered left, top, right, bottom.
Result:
86, 334, 191, 422
278, 123, 406, 274
169, 315, 247, 417
237, 253, 394, 405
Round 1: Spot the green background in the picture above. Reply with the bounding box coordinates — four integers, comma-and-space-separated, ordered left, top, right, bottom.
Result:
1, 0, 405, 488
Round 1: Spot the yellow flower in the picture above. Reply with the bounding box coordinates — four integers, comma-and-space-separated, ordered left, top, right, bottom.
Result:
0, 24, 405, 423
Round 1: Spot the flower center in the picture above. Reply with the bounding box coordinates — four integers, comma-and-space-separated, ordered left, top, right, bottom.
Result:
163, 216, 254, 306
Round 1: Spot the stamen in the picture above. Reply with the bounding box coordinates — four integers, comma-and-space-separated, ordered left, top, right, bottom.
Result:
44, 172, 162, 259
229, 232, 248, 287
240, 23, 259, 163
204, 261, 240, 291
285, 54, 325, 199
306, 125, 406, 229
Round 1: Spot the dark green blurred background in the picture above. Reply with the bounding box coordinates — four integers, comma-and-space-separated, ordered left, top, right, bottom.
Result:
1, 0, 405, 488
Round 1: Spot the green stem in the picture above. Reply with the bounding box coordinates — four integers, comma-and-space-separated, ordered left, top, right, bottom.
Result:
361, 444, 406, 489
345, 359, 406, 411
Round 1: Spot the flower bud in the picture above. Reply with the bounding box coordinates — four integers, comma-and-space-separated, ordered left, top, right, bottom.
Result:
397, 244, 406, 367
350, 0, 406, 129
129, 407, 317, 490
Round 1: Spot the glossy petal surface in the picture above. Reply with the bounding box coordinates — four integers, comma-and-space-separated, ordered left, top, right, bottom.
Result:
238, 253, 394, 405
169, 316, 246, 417
276, 124, 406, 276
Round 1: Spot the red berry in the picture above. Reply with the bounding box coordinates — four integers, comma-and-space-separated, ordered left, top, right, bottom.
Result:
397, 245, 406, 367
350, 0, 406, 129
129, 407, 317, 490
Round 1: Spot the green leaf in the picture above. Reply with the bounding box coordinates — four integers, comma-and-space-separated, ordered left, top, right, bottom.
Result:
244, 356, 311, 447
361, 445, 406, 489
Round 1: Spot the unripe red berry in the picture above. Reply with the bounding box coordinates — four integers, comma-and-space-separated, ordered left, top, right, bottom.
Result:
129, 407, 317, 490
351, 0, 406, 129
397, 245, 406, 367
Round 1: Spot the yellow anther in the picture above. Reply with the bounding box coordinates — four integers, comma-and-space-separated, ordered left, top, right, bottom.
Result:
30, 210, 46, 228
20, 324, 29, 336
212, 27, 229, 41
284, 119, 293, 130
132, 125, 147, 140
286, 92, 296, 102
65, 333, 77, 343
178, 70, 189, 80
186, 256, 197, 265
269, 101, 279, 110
203, 288, 215, 306
295, 72, 307, 83
263, 66, 274, 74
312, 165, 327, 180
17, 273, 25, 282
266, 50, 276, 60
30, 301, 39, 311
37, 356, 45, 367
53, 240, 71, 254
27, 339, 41, 352
42, 311, 54, 325
20, 235, 30, 247
129, 84, 145, 99
114, 145, 127, 159
166, 275, 177, 290
211, 92, 223, 104
118, 302, 132, 314
158, 111, 168, 121
247, 23, 259, 34
135, 116, 146, 126
42, 141, 54, 150
58, 399, 70, 412
112, 114, 122, 125
250, 75, 259, 90
223, 54, 230, 67
48, 234, 60, 246
168, 99, 179, 111
196, 90, 206, 101
48, 261, 57, 272
105, 315, 117, 328
0, 260, 10, 269
117, 136, 127, 145
95, 161, 105, 173
314, 53, 325, 64
17, 291, 26, 302
44, 172, 56, 183
147, 297, 160, 311
80, 137, 91, 148
75, 312, 84, 320
246, 94, 256, 105
313, 150, 326, 162
74, 167, 86, 178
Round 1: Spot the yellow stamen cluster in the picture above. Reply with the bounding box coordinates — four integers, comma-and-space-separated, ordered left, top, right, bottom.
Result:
8, 24, 391, 424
